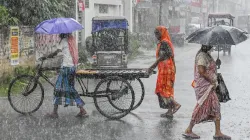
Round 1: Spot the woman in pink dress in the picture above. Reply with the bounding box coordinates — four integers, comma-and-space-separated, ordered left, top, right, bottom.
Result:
183, 45, 231, 140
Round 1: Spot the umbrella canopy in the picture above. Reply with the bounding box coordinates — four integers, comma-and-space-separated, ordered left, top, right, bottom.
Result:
186, 25, 248, 45
35, 18, 84, 34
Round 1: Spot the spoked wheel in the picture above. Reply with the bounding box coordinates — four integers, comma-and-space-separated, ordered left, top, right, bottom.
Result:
128, 78, 145, 110
93, 76, 135, 120
8, 75, 44, 114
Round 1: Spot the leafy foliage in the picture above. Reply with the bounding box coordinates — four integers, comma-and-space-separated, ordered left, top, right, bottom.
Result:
0, 5, 18, 26
0, 66, 35, 96
6, 0, 75, 26
85, 36, 94, 56
78, 46, 88, 64
128, 32, 142, 59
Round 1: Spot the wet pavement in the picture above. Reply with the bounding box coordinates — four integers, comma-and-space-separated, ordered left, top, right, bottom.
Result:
1, 40, 250, 140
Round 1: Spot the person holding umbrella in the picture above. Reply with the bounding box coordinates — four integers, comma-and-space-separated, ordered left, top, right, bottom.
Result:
35, 18, 88, 118
182, 45, 231, 139
45, 33, 88, 118
148, 26, 181, 118
183, 25, 248, 139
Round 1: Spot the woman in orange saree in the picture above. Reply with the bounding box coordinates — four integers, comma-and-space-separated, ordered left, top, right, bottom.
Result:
148, 26, 181, 118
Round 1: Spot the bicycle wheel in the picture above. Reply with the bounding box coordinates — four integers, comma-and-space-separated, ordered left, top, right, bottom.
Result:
129, 78, 145, 110
8, 75, 44, 114
93, 76, 135, 120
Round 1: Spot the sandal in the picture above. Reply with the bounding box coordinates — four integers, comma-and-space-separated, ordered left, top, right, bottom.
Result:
173, 104, 181, 114
213, 135, 231, 140
182, 133, 200, 139
75, 112, 89, 118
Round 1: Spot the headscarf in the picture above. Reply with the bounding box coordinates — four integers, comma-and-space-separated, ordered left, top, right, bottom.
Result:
201, 45, 213, 52
155, 26, 174, 56
156, 26, 172, 42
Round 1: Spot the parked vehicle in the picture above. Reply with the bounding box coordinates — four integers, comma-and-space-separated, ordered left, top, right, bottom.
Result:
236, 14, 250, 33
186, 23, 201, 37
91, 16, 129, 68
208, 13, 235, 55
169, 18, 186, 47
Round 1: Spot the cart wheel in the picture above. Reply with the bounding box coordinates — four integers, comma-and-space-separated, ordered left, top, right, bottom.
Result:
93, 76, 135, 119
8, 75, 44, 114
129, 78, 145, 110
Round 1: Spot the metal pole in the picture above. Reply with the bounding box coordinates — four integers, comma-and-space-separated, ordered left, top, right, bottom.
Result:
159, 0, 162, 25
213, 0, 215, 12
134, 8, 137, 32
82, 2, 85, 47
216, 0, 219, 12
75, 0, 79, 48
245, 0, 248, 13
200, 0, 203, 27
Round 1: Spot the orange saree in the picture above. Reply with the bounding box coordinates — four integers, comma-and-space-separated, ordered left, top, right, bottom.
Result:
155, 26, 176, 98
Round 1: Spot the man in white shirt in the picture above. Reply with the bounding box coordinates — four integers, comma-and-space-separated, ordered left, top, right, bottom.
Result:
45, 33, 88, 118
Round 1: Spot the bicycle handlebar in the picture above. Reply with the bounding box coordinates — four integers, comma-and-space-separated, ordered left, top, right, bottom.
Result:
38, 55, 55, 61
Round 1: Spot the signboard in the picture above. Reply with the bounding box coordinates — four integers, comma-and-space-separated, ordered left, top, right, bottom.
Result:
152, 0, 168, 3
78, 0, 85, 11
191, 0, 202, 7
133, 0, 141, 5
85, 0, 89, 8
152, 0, 190, 4
10, 26, 19, 65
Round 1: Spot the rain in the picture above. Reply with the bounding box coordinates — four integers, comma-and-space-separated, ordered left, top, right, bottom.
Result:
0, 0, 250, 140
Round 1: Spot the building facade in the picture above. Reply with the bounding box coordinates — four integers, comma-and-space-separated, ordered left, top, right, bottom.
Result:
134, 0, 203, 33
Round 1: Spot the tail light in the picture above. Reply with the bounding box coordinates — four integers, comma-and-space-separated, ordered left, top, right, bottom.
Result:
122, 54, 127, 63
92, 54, 97, 64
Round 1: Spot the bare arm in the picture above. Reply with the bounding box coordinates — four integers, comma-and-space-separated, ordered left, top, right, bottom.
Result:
148, 41, 173, 72
46, 40, 64, 58
40, 49, 62, 60
149, 55, 165, 71
47, 49, 62, 58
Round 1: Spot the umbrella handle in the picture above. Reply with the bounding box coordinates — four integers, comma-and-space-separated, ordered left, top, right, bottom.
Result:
216, 58, 221, 69
217, 45, 220, 59
216, 45, 220, 69
217, 65, 220, 69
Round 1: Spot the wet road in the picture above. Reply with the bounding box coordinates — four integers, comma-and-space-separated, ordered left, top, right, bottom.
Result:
1, 40, 250, 140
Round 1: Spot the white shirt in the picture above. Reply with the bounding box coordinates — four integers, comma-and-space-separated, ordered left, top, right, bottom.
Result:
58, 38, 74, 67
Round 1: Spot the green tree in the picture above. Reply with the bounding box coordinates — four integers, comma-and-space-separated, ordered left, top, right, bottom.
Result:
0, 5, 18, 26
6, 0, 74, 26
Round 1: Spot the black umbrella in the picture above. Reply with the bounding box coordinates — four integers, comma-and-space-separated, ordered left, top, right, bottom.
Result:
186, 25, 248, 45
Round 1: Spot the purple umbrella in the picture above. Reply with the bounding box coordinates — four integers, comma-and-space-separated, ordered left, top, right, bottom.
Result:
35, 18, 84, 34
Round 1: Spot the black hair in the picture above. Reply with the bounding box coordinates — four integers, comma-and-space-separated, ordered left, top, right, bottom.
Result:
59, 33, 69, 39
59, 33, 71, 44
201, 45, 213, 52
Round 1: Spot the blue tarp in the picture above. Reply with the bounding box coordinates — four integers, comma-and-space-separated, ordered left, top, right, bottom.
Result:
92, 20, 128, 33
